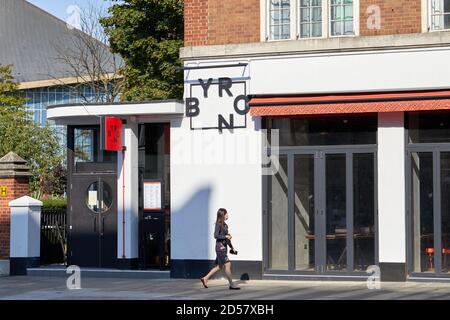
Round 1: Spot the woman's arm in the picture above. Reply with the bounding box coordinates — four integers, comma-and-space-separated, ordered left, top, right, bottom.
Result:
214, 223, 227, 240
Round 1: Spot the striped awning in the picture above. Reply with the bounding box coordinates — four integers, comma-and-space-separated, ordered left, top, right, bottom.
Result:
249, 90, 450, 116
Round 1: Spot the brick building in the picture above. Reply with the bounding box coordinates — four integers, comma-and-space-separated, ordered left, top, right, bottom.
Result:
177, 0, 450, 282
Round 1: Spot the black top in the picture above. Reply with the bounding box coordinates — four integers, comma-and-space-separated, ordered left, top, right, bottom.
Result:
214, 223, 228, 241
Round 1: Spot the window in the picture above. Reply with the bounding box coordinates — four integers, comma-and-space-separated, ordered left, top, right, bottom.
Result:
300, 0, 323, 38
430, 0, 450, 30
330, 0, 355, 36
269, 0, 291, 40
264, 0, 358, 40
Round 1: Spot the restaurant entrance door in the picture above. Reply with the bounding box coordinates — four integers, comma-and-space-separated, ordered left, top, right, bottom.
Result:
266, 148, 377, 277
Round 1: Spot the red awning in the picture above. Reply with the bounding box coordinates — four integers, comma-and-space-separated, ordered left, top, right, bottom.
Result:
249, 90, 450, 116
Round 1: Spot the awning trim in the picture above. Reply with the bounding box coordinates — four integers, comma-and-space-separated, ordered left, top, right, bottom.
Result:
249, 90, 450, 116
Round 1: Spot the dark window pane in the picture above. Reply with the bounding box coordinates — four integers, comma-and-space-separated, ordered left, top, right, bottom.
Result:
353, 153, 375, 271
270, 114, 377, 146
326, 154, 347, 271
408, 111, 450, 143
441, 152, 450, 273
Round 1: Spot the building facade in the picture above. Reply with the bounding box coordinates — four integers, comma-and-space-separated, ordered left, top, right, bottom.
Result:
178, 0, 450, 282
48, 0, 450, 282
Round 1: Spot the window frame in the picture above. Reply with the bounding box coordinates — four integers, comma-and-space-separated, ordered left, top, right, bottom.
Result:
298, 0, 327, 39
426, 0, 450, 32
262, 0, 359, 41
328, 0, 359, 38
265, 0, 297, 41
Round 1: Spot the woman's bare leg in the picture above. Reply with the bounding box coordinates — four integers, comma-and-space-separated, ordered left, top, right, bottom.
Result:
202, 265, 221, 283
224, 262, 237, 287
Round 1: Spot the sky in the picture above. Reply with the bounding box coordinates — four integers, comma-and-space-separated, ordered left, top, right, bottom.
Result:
27, 0, 116, 22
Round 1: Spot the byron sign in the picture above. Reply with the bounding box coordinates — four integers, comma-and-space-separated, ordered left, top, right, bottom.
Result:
186, 77, 249, 131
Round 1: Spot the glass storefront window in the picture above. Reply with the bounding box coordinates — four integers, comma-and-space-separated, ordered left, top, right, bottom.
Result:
411, 152, 434, 273
408, 111, 450, 144
267, 114, 377, 146
353, 153, 375, 271
294, 154, 315, 271
269, 155, 289, 270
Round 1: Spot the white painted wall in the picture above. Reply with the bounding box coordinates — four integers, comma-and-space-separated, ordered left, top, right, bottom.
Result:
171, 65, 263, 262
377, 112, 406, 263
249, 47, 450, 95
117, 119, 139, 259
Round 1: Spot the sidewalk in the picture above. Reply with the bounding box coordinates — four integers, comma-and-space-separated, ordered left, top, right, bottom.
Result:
0, 276, 449, 300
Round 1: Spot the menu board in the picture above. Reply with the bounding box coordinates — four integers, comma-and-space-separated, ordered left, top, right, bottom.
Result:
143, 181, 162, 211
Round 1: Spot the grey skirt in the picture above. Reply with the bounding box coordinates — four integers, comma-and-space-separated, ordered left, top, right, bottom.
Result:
215, 241, 230, 266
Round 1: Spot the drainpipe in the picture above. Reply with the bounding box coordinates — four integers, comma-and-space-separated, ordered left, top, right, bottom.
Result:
122, 146, 126, 259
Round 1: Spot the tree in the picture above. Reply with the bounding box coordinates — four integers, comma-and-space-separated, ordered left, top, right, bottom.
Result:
0, 65, 64, 198
52, 3, 124, 103
100, 0, 184, 101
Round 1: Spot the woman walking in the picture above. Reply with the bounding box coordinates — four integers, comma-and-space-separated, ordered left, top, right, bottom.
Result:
200, 208, 240, 290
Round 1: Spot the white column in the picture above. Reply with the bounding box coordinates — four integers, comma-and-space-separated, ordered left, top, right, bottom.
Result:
377, 112, 406, 264
117, 118, 139, 260
9, 196, 42, 275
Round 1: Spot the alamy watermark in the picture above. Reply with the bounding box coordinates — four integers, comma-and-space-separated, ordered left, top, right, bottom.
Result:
367, 5, 382, 30
366, 265, 381, 290
66, 265, 82, 290
66, 5, 81, 30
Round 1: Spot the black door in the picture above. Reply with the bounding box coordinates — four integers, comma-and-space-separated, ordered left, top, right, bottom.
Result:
69, 174, 117, 268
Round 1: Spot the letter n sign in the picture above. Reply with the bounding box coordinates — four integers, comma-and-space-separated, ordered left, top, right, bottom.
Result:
102, 116, 123, 151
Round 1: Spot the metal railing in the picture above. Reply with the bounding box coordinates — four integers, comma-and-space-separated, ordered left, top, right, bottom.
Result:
40, 207, 67, 265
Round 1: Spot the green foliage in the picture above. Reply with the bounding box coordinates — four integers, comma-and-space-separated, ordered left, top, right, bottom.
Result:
42, 197, 67, 209
0, 64, 65, 198
101, 0, 184, 101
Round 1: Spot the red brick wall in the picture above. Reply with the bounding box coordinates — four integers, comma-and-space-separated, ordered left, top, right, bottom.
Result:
184, 0, 424, 47
0, 178, 29, 259
184, 0, 260, 46
185, 0, 208, 46
360, 0, 422, 36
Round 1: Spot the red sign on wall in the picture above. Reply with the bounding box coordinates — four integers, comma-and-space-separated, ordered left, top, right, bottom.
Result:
104, 116, 123, 151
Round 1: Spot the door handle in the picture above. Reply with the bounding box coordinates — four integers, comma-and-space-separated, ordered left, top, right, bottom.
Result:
101, 217, 105, 235
94, 217, 97, 233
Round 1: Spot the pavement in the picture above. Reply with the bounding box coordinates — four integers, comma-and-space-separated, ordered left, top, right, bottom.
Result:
0, 276, 450, 300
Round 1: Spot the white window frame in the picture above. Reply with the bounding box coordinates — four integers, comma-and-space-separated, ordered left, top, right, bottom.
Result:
263, 0, 297, 41
328, 0, 359, 38
261, 0, 359, 41
297, 0, 327, 39
424, 0, 450, 32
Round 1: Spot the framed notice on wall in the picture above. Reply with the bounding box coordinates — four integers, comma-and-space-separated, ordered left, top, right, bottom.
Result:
143, 180, 163, 211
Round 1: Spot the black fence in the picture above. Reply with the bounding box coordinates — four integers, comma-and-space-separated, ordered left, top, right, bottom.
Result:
40, 207, 67, 266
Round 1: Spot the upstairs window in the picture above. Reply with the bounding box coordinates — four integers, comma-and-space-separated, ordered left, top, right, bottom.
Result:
300, 0, 323, 38
430, 0, 450, 30
330, 0, 355, 36
269, 0, 291, 40
264, 0, 358, 41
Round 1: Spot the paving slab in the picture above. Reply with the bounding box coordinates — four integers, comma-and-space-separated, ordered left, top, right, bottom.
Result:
0, 276, 449, 300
